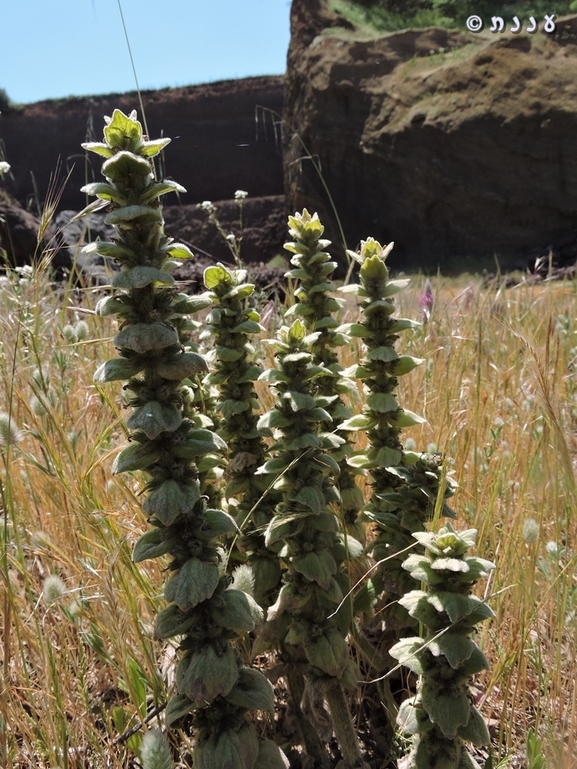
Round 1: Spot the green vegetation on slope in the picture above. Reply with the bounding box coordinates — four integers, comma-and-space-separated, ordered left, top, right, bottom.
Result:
329, 0, 577, 33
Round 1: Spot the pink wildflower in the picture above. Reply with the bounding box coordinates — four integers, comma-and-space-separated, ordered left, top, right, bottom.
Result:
418, 279, 434, 321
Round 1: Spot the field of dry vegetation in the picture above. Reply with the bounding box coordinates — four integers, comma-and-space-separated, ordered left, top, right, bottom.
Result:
1, 262, 576, 767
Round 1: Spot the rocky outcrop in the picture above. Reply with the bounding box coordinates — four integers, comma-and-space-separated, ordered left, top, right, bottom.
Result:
284, 2, 577, 271
0, 76, 284, 212
50, 195, 288, 282
0, 198, 43, 266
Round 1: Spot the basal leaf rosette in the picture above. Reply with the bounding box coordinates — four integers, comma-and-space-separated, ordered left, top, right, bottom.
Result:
390, 524, 495, 769
87, 109, 281, 768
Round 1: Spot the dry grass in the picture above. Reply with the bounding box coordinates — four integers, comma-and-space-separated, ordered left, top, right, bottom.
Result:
1, 265, 576, 768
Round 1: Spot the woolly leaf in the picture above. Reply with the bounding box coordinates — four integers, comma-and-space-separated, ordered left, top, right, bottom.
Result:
293, 549, 336, 589
94, 358, 144, 382
164, 557, 219, 612
142, 480, 200, 525
112, 267, 175, 289
112, 442, 160, 473
287, 433, 320, 451
114, 323, 178, 353
368, 346, 398, 362
286, 391, 316, 412
127, 400, 182, 440
203, 509, 239, 538
388, 408, 426, 427
141, 180, 186, 203
210, 588, 258, 631
216, 346, 244, 362
397, 697, 420, 735
389, 637, 425, 675
154, 603, 197, 639
303, 626, 348, 677
164, 692, 193, 726
458, 706, 491, 746
103, 110, 143, 150
204, 264, 230, 289
339, 413, 373, 431
165, 242, 194, 260
140, 137, 172, 157
375, 445, 403, 466
132, 528, 172, 562
219, 399, 250, 420
232, 320, 263, 334
105, 205, 161, 225
81, 141, 113, 158
420, 684, 470, 738
428, 632, 477, 668
155, 352, 208, 380
389, 317, 420, 333
253, 740, 290, 769
194, 722, 259, 769
225, 668, 275, 712
80, 182, 125, 205
95, 296, 130, 316
177, 644, 238, 707
384, 278, 410, 296
336, 322, 370, 338
427, 592, 494, 624
257, 409, 291, 428
392, 356, 424, 376
294, 485, 325, 514
367, 392, 399, 413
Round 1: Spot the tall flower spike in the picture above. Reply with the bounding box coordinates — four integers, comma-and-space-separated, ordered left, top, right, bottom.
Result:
338, 239, 455, 632
86, 109, 286, 769
202, 262, 282, 605
390, 524, 495, 769
257, 318, 368, 768
284, 210, 366, 544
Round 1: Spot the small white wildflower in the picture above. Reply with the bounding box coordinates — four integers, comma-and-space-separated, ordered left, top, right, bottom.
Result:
234, 189, 248, 201
404, 437, 416, 451
545, 540, 559, 557
199, 200, 216, 213
30, 394, 47, 416
522, 518, 539, 544
231, 564, 256, 598
226, 233, 236, 244
493, 417, 504, 429
0, 412, 22, 447
426, 442, 437, 454
140, 729, 174, 769
0, 161, 10, 176
62, 325, 77, 344
43, 574, 67, 605
74, 320, 89, 341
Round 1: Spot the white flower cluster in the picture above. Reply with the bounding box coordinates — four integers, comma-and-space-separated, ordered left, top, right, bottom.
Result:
234, 189, 248, 201
0, 161, 11, 176
199, 200, 216, 214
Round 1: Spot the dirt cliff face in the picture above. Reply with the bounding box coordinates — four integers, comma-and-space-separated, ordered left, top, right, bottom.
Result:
1, 76, 284, 211
284, 2, 577, 271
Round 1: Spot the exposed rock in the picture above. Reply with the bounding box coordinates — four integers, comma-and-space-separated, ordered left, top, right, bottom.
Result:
49, 194, 288, 283
0, 199, 43, 266
0, 77, 284, 212
284, 2, 577, 271
163, 195, 288, 264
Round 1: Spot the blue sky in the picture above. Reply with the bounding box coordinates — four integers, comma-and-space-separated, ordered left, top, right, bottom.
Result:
2, 0, 292, 105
